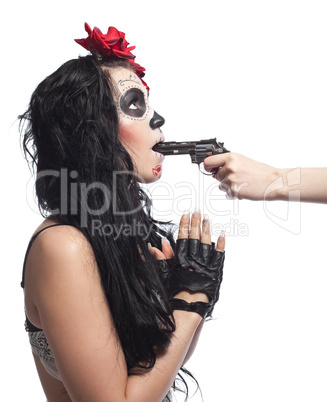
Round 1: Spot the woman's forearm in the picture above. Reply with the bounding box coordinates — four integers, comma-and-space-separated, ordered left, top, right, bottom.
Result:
125, 311, 202, 402
183, 319, 205, 364
277, 167, 327, 204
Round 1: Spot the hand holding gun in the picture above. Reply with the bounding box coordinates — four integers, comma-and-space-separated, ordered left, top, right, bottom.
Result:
153, 138, 230, 165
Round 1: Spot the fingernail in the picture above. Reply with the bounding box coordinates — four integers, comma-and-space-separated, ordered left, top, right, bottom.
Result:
203, 214, 210, 227
193, 208, 200, 219
182, 211, 190, 220
218, 230, 225, 242
147, 242, 153, 251
161, 237, 169, 244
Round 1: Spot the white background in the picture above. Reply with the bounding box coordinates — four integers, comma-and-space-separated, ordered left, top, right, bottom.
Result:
1, 1, 327, 401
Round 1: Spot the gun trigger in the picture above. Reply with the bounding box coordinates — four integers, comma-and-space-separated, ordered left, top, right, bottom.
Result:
198, 163, 213, 176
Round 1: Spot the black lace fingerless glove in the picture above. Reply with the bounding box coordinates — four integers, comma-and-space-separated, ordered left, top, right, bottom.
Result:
157, 238, 225, 318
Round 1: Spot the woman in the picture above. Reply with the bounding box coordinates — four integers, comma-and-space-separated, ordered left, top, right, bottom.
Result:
20, 23, 226, 401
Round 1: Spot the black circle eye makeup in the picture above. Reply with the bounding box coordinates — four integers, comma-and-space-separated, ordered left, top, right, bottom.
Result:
119, 88, 147, 118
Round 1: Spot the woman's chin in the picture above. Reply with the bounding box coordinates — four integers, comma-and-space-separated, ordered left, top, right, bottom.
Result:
144, 174, 162, 184
151, 164, 162, 180
135, 168, 162, 184
144, 167, 163, 183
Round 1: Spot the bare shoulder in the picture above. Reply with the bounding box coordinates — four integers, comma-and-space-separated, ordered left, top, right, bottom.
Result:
32, 221, 93, 256
27, 221, 96, 277
24, 221, 101, 328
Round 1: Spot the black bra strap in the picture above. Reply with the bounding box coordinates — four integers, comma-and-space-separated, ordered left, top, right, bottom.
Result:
21, 223, 66, 289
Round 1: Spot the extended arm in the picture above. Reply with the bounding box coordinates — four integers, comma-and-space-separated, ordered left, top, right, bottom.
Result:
204, 153, 327, 204
276, 167, 327, 203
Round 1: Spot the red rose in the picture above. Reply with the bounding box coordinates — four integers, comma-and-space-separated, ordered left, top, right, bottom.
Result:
75, 23, 149, 91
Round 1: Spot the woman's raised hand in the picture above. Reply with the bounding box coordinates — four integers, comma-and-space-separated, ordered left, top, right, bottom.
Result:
151, 211, 225, 318
170, 211, 225, 317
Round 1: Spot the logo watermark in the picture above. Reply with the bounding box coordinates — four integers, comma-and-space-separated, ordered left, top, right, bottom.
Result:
26, 167, 302, 236
263, 168, 301, 234
91, 219, 153, 240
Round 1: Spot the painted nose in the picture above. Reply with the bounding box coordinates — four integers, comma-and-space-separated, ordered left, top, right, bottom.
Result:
150, 110, 165, 130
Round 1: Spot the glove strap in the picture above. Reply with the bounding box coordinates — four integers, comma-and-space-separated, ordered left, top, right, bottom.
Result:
170, 298, 212, 318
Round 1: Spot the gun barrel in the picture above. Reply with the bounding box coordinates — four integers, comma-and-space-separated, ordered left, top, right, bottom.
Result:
153, 139, 229, 158
153, 141, 196, 156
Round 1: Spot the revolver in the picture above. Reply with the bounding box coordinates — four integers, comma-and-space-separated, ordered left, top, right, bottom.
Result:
153, 138, 229, 165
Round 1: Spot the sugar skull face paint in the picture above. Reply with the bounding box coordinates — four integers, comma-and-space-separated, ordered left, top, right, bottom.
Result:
119, 88, 147, 119
110, 68, 165, 183
152, 165, 162, 177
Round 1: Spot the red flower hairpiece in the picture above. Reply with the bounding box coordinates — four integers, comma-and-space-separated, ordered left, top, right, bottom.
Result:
75, 23, 149, 91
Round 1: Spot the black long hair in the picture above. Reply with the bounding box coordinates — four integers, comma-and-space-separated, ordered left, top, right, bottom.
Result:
19, 55, 179, 371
